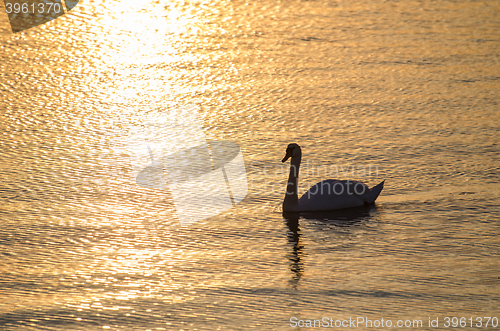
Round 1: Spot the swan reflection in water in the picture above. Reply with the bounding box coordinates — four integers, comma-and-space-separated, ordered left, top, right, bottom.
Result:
283, 205, 379, 288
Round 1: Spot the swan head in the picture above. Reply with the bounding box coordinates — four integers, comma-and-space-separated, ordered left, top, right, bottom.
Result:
282, 143, 302, 162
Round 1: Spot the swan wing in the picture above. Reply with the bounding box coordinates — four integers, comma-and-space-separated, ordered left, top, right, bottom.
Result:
298, 179, 367, 211
359, 180, 385, 204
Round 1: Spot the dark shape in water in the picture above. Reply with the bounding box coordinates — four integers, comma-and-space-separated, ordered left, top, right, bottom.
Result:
5, 0, 80, 33
65, 0, 79, 11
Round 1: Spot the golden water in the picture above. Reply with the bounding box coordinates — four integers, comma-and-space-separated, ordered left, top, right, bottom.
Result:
0, 0, 499, 330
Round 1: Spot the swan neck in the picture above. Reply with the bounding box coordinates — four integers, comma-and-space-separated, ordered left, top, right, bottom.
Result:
284, 155, 301, 210
289, 155, 301, 183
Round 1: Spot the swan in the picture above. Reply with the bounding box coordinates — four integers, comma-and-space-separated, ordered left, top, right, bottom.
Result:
282, 143, 384, 212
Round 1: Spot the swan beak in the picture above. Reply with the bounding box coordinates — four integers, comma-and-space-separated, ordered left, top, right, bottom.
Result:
282, 154, 291, 162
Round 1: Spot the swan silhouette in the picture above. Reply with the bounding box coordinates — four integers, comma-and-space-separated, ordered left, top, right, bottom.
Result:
282, 143, 384, 212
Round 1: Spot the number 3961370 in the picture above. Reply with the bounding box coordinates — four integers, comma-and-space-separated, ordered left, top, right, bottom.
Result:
5, 2, 63, 14
443, 317, 498, 328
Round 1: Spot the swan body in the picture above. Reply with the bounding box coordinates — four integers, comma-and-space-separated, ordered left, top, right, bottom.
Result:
282, 143, 384, 212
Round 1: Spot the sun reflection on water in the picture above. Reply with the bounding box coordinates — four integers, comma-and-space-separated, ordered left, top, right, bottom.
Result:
1, 0, 499, 329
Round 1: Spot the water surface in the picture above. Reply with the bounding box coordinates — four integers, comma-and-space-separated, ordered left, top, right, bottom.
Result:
0, 0, 499, 330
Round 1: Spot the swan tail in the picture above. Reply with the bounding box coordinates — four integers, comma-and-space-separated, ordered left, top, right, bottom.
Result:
361, 180, 384, 204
